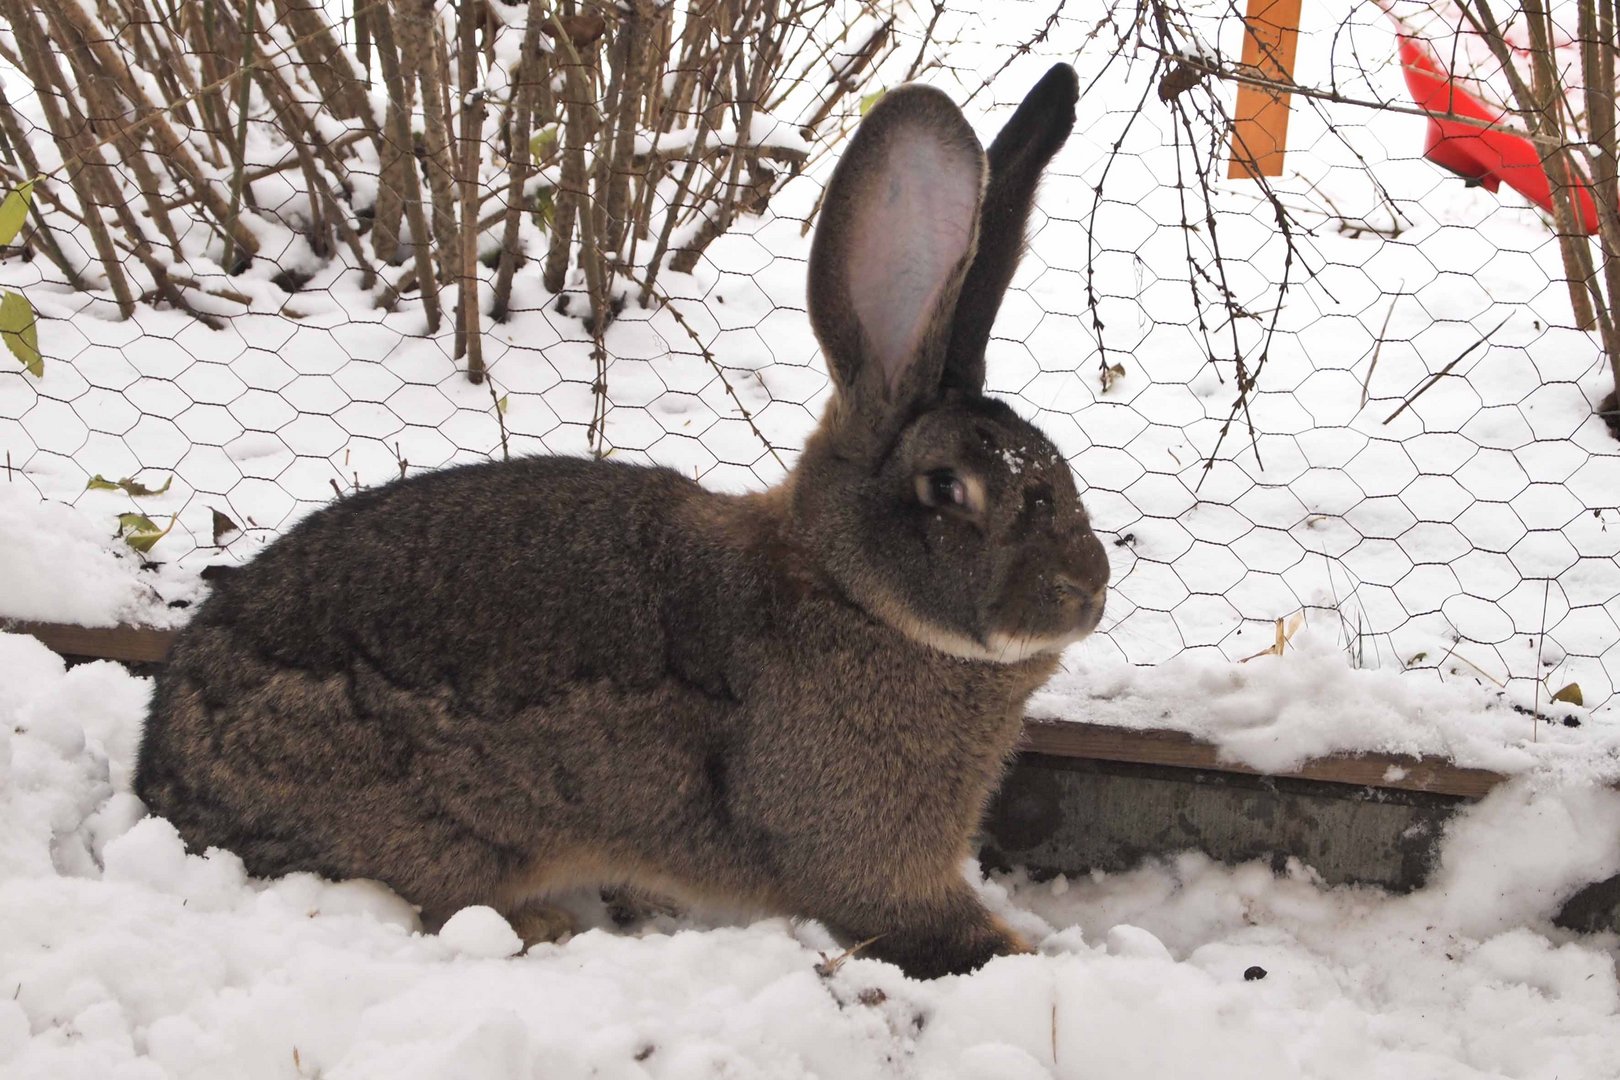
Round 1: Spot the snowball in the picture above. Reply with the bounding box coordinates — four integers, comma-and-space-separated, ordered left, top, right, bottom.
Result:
101, 815, 190, 892
1105, 924, 1173, 961
437, 906, 523, 959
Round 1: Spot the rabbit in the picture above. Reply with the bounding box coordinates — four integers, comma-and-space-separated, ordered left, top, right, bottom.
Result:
135, 62, 1108, 981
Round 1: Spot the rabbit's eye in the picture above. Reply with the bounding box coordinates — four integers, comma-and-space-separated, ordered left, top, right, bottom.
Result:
919, 469, 968, 509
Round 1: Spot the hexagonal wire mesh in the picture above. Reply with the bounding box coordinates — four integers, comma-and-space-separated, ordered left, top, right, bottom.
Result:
0, 0, 1616, 718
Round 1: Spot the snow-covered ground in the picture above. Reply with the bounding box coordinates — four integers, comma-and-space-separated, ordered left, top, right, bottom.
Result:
5, 628, 1620, 1079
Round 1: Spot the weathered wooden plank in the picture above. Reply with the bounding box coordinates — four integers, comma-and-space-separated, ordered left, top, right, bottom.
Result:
1021, 718, 1507, 799
3, 619, 177, 663
1227, 0, 1303, 178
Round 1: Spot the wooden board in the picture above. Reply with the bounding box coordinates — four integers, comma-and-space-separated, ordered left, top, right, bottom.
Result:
8, 619, 1508, 800
4, 619, 177, 663
1021, 718, 1506, 799
1227, 0, 1303, 179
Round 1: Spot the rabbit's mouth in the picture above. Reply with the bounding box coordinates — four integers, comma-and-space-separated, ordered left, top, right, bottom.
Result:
976, 586, 1106, 663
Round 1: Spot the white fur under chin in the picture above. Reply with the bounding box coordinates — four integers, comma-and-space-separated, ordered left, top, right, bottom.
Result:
885, 608, 1084, 665
854, 581, 1084, 664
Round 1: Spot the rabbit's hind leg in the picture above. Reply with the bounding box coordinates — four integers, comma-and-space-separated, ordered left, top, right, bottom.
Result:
821, 881, 1032, 980
491, 847, 649, 945
601, 885, 683, 927
505, 900, 579, 949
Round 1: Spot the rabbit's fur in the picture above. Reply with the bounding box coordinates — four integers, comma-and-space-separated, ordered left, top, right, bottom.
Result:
136, 63, 1108, 980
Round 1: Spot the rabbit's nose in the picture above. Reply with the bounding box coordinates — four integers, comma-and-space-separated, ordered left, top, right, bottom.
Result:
1065, 531, 1112, 591
1053, 573, 1106, 634
1052, 573, 1085, 596
1053, 573, 1107, 607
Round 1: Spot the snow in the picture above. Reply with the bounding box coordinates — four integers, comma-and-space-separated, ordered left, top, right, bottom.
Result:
0, 484, 198, 628
438, 906, 525, 960
631, 111, 813, 158
1037, 626, 1620, 777
3, 629, 1620, 1078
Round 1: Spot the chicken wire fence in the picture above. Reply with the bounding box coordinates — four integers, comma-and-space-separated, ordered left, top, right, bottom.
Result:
0, 0, 1618, 719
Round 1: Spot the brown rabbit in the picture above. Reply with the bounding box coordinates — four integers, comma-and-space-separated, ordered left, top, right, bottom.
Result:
135, 63, 1108, 980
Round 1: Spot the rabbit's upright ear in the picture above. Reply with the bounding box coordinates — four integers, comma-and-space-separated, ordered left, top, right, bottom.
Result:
807, 85, 986, 444
943, 63, 1079, 394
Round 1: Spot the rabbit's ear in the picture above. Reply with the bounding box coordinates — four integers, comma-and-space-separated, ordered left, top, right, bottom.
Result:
808, 85, 986, 431
942, 64, 1079, 394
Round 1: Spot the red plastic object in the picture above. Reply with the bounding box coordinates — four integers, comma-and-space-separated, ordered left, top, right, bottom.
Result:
1392, 31, 1602, 233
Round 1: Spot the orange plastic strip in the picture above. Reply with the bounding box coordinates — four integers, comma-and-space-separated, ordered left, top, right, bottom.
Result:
1227, 0, 1303, 179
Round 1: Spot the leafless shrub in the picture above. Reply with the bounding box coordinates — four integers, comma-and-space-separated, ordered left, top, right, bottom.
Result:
0, 0, 927, 408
